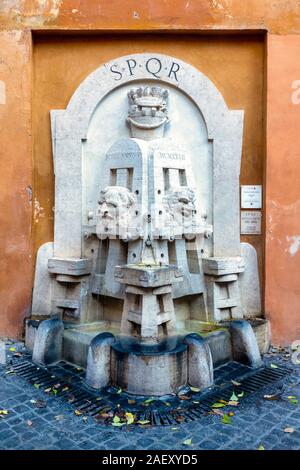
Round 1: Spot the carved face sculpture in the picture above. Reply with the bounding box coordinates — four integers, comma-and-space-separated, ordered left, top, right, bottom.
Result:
96, 186, 136, 239
163, 187, 196, 230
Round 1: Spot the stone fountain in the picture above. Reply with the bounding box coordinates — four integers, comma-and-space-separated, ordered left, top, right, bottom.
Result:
26, 54, 268, 397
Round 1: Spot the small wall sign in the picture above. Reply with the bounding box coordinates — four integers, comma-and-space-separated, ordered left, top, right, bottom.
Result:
241, 210, 262, 235
241, 185, 262, 209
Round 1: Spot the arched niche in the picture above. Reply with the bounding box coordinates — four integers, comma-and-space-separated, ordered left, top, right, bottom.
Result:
51, 53, 243, 259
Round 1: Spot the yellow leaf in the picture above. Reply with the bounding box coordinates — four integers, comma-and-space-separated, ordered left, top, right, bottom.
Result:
190, 387, 200, 393
258, 445, 265, 450
125, 412, 135, 425
9, 347, 16, 352
74, 410, 82, 416
0, 410, 8, 415
137, 420, 150, 425
212, 403, 226, 408
127, 399, 136, 405
183, 438, 192, 445
270, 363, 278, 369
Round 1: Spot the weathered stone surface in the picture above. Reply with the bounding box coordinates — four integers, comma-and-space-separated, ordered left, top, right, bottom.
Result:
86, 333, 115, 389
0, 340, 6, 365
32, 318, 64, 366
111, 338, 187, 395
25, 317, 43, 351
229, 320, 262, 368
240, 242, 262, 317
48, 258, 92, 276
184, 333, 214, 390
205, 330, 232, 366
202, 257, 245, 276
31, 242, 54, 316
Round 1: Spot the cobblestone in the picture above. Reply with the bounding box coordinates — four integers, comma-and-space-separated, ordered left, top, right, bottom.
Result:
0, 341, 300, 450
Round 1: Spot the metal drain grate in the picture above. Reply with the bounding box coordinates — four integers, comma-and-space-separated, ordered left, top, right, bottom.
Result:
6, 358, 290, 426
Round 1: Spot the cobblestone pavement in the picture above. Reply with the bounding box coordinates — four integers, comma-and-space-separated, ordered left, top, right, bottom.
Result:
0, 340, 300, 451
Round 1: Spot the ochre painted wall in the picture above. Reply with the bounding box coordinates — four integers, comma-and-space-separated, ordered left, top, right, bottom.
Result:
0, 30, 32, 338
33, 34, 265, 288
265, 35, 300, 345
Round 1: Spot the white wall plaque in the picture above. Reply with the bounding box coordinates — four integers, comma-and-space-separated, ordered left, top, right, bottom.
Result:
241, 211, 262, 235
241, 185, 262, 209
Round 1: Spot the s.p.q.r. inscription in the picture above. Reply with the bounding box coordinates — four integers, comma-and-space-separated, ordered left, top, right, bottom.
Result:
109, 56, 181, 82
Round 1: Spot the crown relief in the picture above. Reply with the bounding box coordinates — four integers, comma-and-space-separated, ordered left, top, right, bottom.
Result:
127, 85, 169, 130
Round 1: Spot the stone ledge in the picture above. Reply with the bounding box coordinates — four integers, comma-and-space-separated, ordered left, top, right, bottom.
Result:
202, 257, 245, 276
48, 257, 92, 276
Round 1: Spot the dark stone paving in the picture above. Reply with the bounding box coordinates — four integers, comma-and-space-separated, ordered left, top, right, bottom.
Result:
0, 340, 300, 450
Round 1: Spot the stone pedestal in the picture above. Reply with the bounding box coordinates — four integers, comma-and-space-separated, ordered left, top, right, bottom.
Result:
115, 264, 183, 343
203, 257, 245, 322
111, 337, 187, 395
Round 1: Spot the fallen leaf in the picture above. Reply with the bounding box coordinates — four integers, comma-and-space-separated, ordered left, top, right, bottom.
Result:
27, 420, 33, 426
116, 388, 122, 395
54, 415, 64, 421
212, 402, 226, 408
62, 386, 69, 392
137, 420, 151, 425
228, 401, 239, 407
125, 412, 135, 425
179, 395, 192, 401
229, 392, 239, 402
190, 387, 201, 393
33, 383, 40, 389
127, 399, 136, 405
264, 394, 280, 401
193, 401, 200, 404
163, 402, 171, 406
258, 445, 265, 450
288, 397, 298, 405
44, 388, 51, 393
221, 414, 232, 425
0, 410, 8, 415
284, 427, 294, 433
183, 438, 192, 446
144, 398, 155, 404
237, 392, 244, 398
112, 415, 125, 427
74, 410, 82, 416
171, 427, 178, 431
231, 380, 241, 386
34, 400, 47, 408
228, 412, 235, 417
9, 347, 16, 352
30, 399, 36, 404
270, 363, 278, 369
175, 415, 186, 422
219, 399, 228, 404
211, 409, 224, 417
